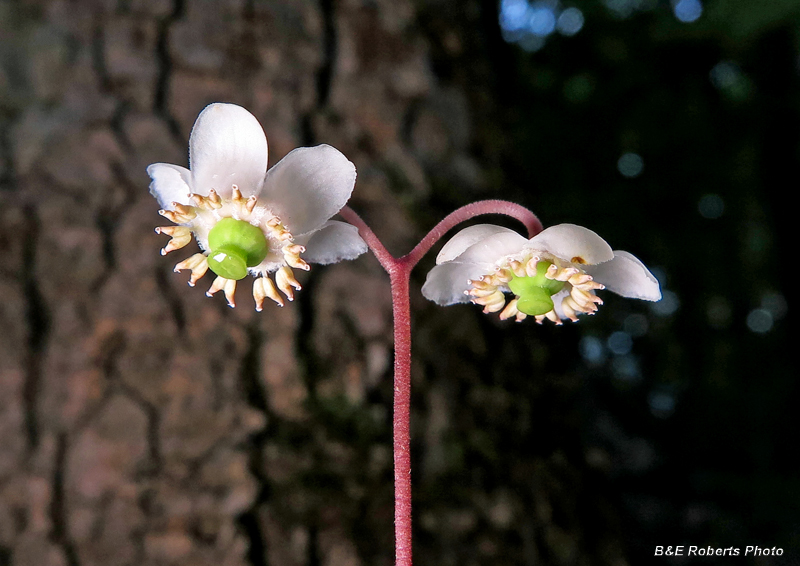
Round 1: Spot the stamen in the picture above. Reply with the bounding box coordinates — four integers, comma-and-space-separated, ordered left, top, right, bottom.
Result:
546, 264, 580, 282
155, 226, 192, 255
470, 279, 492, 290
231, 184, 243, 202
283, 244, 305, 256
159, 207, 196, 223
544, 310, 562, 325
283, 243, 309, 271
567, 273, 593, 287
222, 278, 237, 308
190, 194, 213, 210
560, 297, 580, 322
253, 277, 284, 310
206, 276, 238, 308
207, 189, 222, 207
471, 290, 506, 313
570, 287, 603, 308
206, 276, 228, 298
508, 260, 527, 278
174, 253, 209, 286
275, 266, 302, 300
468, 286, 500, 298
525, 256, 540, 277
499, 298, 520, 320
494, 269, 513, 283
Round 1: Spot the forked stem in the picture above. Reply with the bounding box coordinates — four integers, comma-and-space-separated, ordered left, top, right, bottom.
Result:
337, 201, 541, 566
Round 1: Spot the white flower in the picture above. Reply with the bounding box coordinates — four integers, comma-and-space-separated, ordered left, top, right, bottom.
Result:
148, 103, 367, 310
422, 223, 661, 324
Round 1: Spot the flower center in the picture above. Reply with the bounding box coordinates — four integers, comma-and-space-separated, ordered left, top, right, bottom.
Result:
507, 260, 566, 316
206, 217, 269, 280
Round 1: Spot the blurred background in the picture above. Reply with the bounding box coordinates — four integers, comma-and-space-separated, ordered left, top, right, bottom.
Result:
0, 0, 796, 565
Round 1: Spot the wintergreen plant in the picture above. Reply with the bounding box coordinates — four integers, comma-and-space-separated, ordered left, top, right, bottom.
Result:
148, 102, 661, 566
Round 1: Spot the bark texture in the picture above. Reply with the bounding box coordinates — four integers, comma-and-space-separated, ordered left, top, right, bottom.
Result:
0, 1, 623, 565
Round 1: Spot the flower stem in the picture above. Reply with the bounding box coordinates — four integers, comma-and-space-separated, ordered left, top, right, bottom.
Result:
337, 201, 541, 566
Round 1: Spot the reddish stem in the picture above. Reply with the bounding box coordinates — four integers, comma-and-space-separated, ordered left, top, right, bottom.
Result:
337, 201, 541, 566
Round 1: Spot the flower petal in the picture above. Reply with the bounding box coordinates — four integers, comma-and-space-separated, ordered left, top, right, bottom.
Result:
298, 221, 368, 265
585, 250, 661, 301
525, 224, 614, 265
422, 262, 495, 305
147, 163, 193, 210
454, 231, 529, 265
436, 224, 524, 264
261, 145, 356, 236
189, 103, 268, 198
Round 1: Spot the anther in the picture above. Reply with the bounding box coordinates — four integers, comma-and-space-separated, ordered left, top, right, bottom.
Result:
231, 185, 243, 202
285, 254, 310, 271
222, 278, 237, 308
208, 189, 222, 207
206, 276, 228, 298
525, 257, 539, 277
284, 244, 305, 256
172, 202, 196, 218
159, 208, 196, 223
275, 266, 302, 300
469, 287, 500, 298
508, 260, 526, 278
499, 298, 520, 320
174, 253, 209, 286
206, 276, 237, 307
544, 310, 562, 325
560, 298, 580, 322
189, 194, 212, 210
253, 277, 284, 310
157, 226, 192, 255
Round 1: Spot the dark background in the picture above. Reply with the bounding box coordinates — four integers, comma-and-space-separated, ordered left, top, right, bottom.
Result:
0, 0, 796, 565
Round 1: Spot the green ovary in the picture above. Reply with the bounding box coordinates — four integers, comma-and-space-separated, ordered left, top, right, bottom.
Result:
507, 261, 566, 316
207, 218, 269, 280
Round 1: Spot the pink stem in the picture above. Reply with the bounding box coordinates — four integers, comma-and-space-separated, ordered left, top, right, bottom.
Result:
402, 199, 542, 270
337, 201, 541, 566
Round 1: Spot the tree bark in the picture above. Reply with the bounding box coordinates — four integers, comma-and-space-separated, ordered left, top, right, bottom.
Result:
0, 1, 623, 565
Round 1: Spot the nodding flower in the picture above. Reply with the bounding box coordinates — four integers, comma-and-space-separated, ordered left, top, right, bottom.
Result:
148, 103, 366, 310
422, 223, 661, 323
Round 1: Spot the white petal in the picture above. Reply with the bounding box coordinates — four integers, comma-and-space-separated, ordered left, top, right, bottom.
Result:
298, 221, 367, 265
262, 144, 356, 235
422, 262, 494, 305
526, 224, 614, 265
454, 231, 529, 265
147, 163, 193, 210
585, 250, 661, 301
436, 224, 523, 264
189, 103, 268, 198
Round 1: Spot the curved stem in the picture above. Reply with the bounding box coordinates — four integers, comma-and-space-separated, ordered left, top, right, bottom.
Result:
338, 206, 398, 273
403, 199, 542, 270
337, 200, 540, 566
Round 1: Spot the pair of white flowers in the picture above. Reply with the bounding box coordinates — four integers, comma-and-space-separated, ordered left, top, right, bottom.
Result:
150, 103, 660, 320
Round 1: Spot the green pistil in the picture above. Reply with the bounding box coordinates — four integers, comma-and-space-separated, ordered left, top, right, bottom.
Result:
507, 261, 566, 316
207, 218, 269, 280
